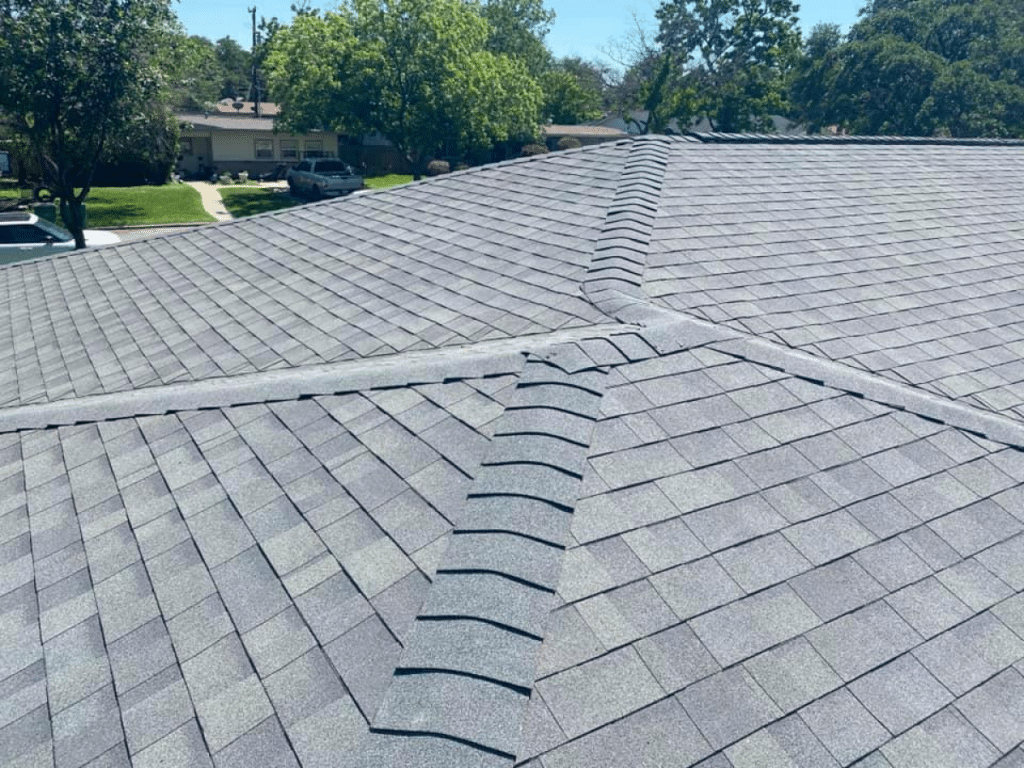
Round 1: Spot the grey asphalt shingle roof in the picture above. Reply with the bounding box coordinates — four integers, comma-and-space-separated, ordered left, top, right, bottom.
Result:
0, 145, 624, 409
4, 134, 1024, 768
1, 372, 510, 768
532, 333, 1024, 767
647, 142, 1024, 422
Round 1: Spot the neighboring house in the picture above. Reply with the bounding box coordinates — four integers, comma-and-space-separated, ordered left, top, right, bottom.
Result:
176, 106, 339, 177
177, 102, 410, 177
594, 110, 807, 135
541, 124, 631, 148
6, 134, 1024, 768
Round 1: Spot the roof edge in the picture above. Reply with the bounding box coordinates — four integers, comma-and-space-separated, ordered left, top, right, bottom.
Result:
685, 131, 1024, 146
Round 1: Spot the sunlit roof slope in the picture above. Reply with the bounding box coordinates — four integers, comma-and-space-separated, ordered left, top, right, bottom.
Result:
5, 134, 1024, 768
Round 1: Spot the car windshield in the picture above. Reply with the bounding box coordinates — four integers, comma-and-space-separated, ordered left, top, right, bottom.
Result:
315, 161, 352, 173
34, 219, 74, 242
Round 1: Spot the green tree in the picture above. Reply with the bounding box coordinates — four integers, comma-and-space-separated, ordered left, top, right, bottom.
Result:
793, 0, 1024, 136
214, 36, 252, 100
256, 2, 323, 103
267, 0, 543, 178
480, 0, 555, 77
601, 11, 686, 134
162, 34, 224, 111
99, 103, 180, 184
541, 58, 605, 123
789, 22, 844, 131
0, 0, 174, 247
655, 0, 802, 131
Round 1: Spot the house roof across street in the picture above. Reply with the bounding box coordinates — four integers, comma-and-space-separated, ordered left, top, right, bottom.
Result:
4, 134, 1024, 768
177, 113, 280, 132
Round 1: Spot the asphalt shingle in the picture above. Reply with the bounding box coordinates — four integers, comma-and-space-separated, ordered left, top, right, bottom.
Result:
6, 137, 1024, 768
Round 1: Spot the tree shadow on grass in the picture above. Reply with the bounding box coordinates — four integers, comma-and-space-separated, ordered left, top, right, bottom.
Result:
83, 201, 146, 227
222, 189, 299, 219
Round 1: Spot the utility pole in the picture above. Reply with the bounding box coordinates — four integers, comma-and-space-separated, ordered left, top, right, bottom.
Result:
248, 6, 260, 117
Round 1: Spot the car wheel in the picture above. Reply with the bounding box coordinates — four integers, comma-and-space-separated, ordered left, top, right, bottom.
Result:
310, 185, 323, 201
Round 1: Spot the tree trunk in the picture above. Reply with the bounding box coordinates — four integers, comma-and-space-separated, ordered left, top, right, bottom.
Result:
59, 196, 87, 249
407, 150, 427, 181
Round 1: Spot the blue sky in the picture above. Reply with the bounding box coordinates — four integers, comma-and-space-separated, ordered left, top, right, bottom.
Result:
175, 0, 865, 66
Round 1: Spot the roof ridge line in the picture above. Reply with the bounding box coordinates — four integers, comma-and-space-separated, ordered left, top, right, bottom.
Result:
583, 135, 671, 316
358, 343, 610, 765
616, 305, 1024, 449
581, 171, 1024, 454
710, 333, 1024, 448
0, 326, 628, 432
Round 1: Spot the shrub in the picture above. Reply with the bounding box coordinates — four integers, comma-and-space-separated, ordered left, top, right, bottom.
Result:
557, 137, 582, 150
520, 143, 549, 156
426, 160, 450, 176
455, 162, 469, 171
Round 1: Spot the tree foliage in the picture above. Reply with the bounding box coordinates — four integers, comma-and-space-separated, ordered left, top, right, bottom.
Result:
0, 0, 174, 246
97, 102, 180, 185
252, 4, 323, 105
541, 58, 605, 124
161, 33, 224, 111
792, 0, 1024, 136
655, 0, 801, 131
601, 10, 675, 132
214, 36, 253, 101
266, 0, 544, 177
159, 32, 260, 108
480, 0, 554, 77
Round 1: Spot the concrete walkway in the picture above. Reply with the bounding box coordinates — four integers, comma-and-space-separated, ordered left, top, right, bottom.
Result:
185, 181, 233, 221
185, 180, 296, 222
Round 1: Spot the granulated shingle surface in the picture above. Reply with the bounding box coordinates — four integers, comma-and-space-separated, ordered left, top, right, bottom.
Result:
5, 135, 1024, 767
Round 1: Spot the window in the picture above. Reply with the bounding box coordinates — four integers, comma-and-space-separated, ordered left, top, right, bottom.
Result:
294, 161, 311, 172
314, 160, 352, 174
304, 140, 323, 157
0, 225, 52, 244
255, 138, 274, 159
34, 220, 73, 242
180, 138, 193, 155
280, 139, 298, 160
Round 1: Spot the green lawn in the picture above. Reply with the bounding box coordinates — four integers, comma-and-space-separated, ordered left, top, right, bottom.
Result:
0, 181, 33, 202
78, 185, 214, 227
220, 176, 413, 218
219, 187, 300, 218
363, 174, 413, 189
1, 182, 213, 226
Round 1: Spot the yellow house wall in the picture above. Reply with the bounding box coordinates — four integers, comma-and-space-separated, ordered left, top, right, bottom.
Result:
209, 131, 337, 162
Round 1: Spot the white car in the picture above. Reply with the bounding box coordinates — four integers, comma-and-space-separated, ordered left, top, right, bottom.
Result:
0, 211, 121, 265
286, 159, 363, 199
